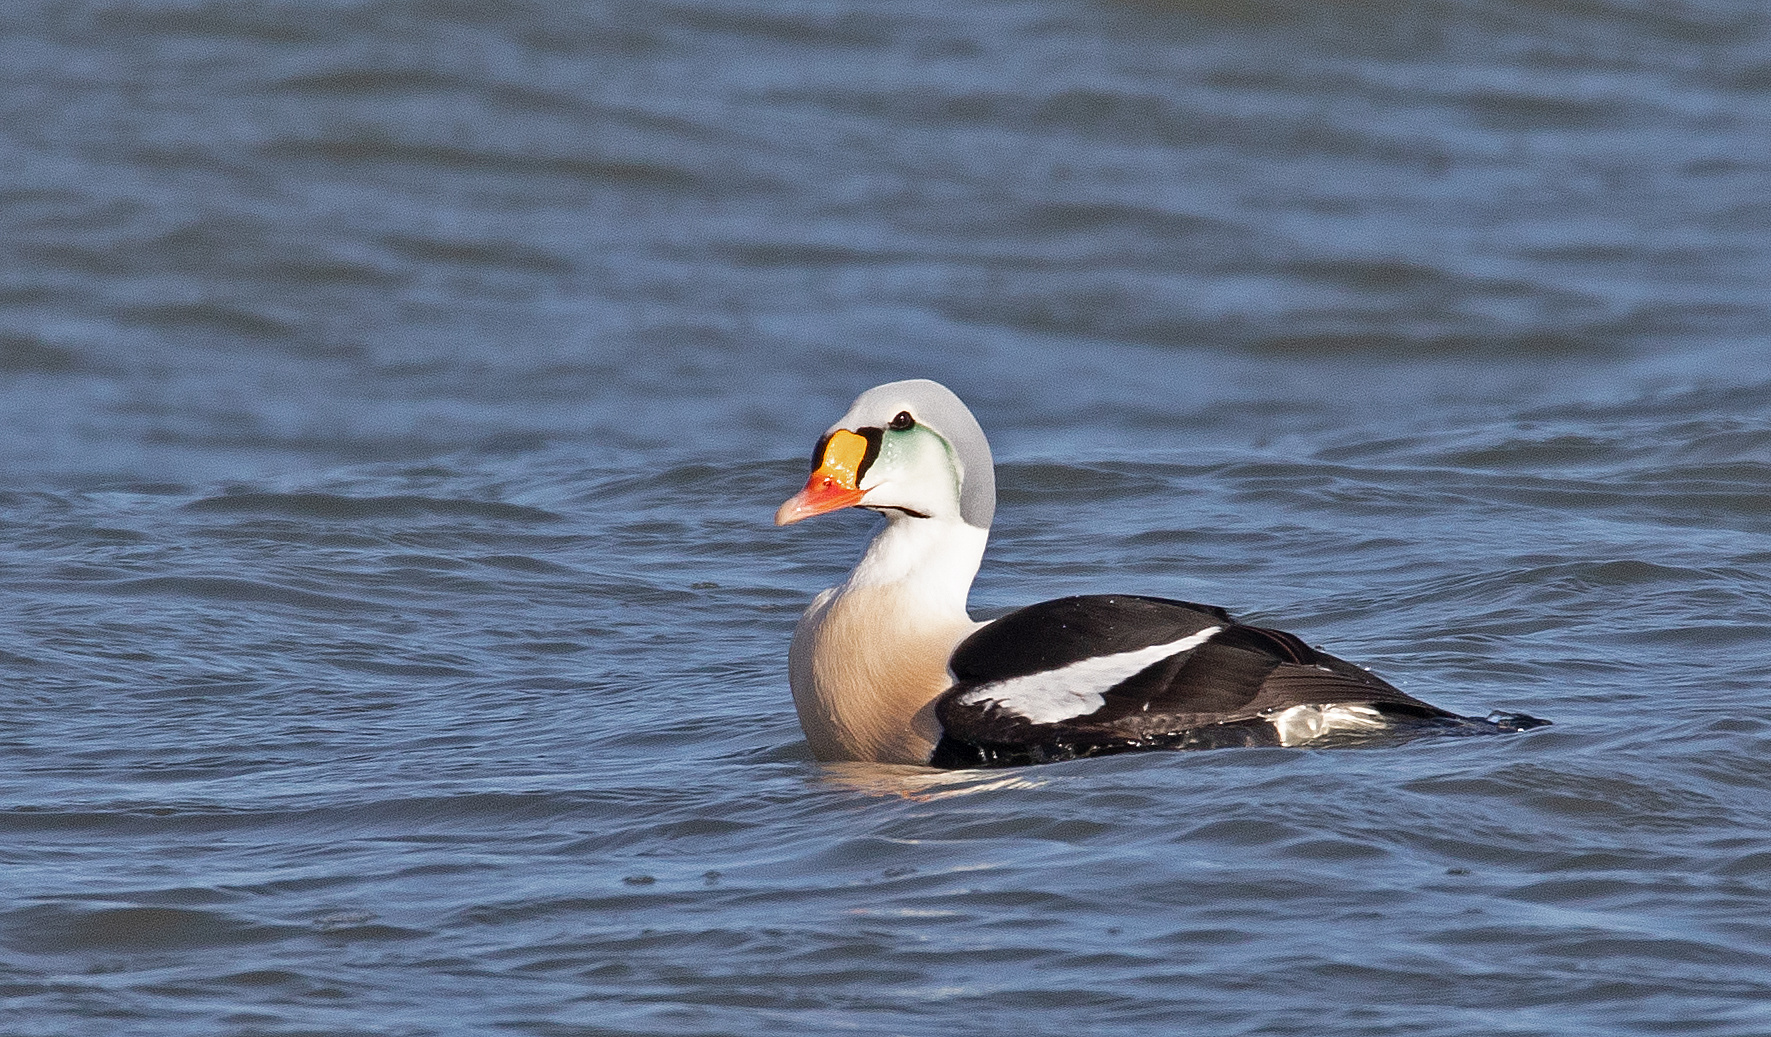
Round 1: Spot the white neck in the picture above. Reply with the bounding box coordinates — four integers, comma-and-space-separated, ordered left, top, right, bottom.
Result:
788, 513, 989, 764
843, 511, 987, 613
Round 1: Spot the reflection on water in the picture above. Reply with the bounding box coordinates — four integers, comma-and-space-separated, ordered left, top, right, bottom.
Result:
816, 761, 1055, 800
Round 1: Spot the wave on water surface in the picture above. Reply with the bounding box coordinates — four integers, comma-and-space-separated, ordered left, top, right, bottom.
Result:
4, 0, 1771, 1032
182, 490, 565, 523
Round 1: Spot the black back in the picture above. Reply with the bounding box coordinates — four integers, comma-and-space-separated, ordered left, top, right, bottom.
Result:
933, 594, 1454, 768
949, 594, 1231, 682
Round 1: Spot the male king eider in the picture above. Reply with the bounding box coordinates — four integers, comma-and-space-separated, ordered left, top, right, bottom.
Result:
775, 378, 1548, 769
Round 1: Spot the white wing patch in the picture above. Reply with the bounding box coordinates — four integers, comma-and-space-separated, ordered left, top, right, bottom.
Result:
955, 626, 1223, 725
1266, 703, 1389, 746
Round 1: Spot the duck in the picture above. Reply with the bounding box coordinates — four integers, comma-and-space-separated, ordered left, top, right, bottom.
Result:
775, 378, 1547, 769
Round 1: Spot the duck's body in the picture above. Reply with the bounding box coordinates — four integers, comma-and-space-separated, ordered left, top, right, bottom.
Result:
776, 379, 1545, 769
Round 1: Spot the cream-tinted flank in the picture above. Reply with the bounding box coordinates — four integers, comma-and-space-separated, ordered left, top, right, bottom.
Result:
788, 584, 969, 764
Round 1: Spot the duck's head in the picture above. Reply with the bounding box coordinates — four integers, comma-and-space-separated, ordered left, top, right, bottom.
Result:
775, 378, 995, 530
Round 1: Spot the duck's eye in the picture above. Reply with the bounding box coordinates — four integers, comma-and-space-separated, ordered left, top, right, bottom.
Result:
888, 411, 915, 431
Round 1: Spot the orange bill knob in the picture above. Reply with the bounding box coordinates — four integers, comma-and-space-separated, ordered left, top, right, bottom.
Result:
775, 429, 870, 525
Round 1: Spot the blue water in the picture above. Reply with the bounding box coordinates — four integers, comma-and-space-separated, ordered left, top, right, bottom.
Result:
4, 0, 1771, 1033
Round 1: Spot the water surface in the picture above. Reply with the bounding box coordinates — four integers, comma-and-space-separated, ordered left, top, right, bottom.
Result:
3, 0, 1771, 1034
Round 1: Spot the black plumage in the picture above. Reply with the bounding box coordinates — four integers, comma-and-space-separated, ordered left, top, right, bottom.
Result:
949, 594, 1230, 681
931, 595, 1542, 769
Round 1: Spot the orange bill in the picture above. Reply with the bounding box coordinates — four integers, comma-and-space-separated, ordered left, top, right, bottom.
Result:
775, 429, 869, 525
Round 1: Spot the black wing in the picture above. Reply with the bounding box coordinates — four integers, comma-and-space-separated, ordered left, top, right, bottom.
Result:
950, 594, 1232, 683
932, 594, 1455, 768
